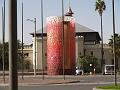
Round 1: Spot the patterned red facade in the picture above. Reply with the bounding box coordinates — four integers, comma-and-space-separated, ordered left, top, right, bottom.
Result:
47, 16, 75, 75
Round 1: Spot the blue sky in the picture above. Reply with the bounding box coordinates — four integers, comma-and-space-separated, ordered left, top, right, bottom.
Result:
0, 0, 120, 44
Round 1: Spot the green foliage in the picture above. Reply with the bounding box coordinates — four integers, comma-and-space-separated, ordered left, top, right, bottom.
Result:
108, 33, 120, 69
0, 42, 9, 70
17, 58, 31, 70
24, 60, 31, 70
0, 40, 30, 70
17, 40, 32, 70
97, 84, 120, 89
77, 55, 98, 73
109, 33, 120, 57
95, 0, 106, 16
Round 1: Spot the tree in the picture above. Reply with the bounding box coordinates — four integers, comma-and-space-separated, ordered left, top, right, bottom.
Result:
24, 60, 31, 71
108, 33, 120, 69
0, 40, 27, 70
77, 55, 98, 73
95, 0, 106, 71
0, 42, 9, 70
17, 40, 32, 71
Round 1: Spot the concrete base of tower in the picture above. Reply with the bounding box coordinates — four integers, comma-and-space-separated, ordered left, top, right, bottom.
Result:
47, 69, 76, 75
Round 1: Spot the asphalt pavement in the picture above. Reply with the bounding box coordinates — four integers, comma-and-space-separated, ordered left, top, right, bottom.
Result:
0, 75, 120, 90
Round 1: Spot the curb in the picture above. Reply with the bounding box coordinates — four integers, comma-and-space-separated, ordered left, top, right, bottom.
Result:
0, 80, 80, 86
19, 80, 80, 86
93, 88, 117, 90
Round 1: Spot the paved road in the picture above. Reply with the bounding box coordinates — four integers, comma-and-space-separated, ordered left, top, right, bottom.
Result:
0, 75, 120, 90
0, 83, 115, 90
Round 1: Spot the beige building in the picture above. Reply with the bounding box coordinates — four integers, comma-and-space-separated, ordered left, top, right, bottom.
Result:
21, 45, 33, 69
23, 23, 119, 72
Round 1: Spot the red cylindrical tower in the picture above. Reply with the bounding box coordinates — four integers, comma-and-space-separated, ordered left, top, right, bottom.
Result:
47, 16, 63, 75
47, 16, 76, 75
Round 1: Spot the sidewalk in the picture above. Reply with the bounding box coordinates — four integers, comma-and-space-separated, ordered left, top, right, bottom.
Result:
0, 75, 80, 86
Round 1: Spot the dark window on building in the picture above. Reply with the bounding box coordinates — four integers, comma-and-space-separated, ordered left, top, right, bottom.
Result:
103, 59, 105, 64
112, 59, 114, 65
24, 53, 29, 57
84, 49, 86, 56
90, 51, 93, 56
79, 52, 81, 55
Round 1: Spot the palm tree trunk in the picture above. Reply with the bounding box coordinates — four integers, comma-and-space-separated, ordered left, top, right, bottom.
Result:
100, 15, 104, 73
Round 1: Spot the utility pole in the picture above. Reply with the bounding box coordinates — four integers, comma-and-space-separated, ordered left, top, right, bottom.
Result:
41, 0, 44, 80
3, 0, 6, 83
112, 0, 117, 86
2, 6, 5, 83
9, 0, 18, 90
34, 18, 37, 77
21, 2, 24, 80
1, 0, 6, 83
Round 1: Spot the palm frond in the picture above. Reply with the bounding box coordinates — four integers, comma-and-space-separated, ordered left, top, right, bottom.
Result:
95, 0, 106, 15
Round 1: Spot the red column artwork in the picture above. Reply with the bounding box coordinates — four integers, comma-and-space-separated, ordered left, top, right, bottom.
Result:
47, 16, 63, 75
47, 16, 75, 75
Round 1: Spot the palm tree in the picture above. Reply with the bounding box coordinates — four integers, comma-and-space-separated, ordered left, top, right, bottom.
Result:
109, 33, 120, 69
95, 0, 106, 73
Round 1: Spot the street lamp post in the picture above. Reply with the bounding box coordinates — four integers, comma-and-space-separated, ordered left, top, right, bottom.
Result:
27, 18, 37, 77
112, 0, 117, 86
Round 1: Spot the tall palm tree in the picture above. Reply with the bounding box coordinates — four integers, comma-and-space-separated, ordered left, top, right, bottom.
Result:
95, 0, 106, 73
